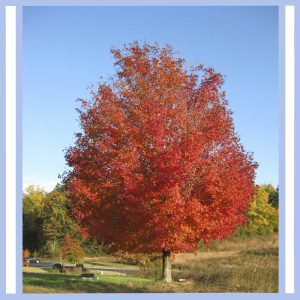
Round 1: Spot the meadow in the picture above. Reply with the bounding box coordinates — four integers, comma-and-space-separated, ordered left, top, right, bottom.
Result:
23, 234, 278, 293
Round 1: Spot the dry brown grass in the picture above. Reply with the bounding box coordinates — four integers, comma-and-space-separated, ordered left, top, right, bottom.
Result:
170, 234, 278, 292
199, 233, 278, 251
174, 251, 239, 264
174, 233, 278, 264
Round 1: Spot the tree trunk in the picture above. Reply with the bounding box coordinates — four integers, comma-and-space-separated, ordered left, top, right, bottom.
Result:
162, 250, 172, 283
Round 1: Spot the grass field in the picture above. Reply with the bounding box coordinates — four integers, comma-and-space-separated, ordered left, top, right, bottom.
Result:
23, 234, 278, 293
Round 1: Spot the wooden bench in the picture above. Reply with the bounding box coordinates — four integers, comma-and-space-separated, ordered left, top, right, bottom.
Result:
81, 273, 96, 279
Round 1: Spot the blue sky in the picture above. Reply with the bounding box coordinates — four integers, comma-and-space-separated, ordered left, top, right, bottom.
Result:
23, 6, 278, 191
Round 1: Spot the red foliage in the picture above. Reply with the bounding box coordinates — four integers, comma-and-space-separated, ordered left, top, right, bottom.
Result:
23, 249, 30, 259
65, 42, 257, 254
61, 235, 84, 262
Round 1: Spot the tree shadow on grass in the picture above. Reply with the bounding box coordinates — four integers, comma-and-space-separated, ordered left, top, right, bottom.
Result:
23, 273, 152, 293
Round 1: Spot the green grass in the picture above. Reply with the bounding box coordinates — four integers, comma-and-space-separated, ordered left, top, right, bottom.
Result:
23, 234, 278, 293
23, 273, 155, 293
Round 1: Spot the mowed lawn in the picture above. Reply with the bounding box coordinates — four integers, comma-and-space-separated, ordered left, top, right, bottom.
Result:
23, 234, 278, 293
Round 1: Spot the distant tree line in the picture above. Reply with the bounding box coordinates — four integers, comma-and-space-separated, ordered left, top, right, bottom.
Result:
22, 183, 107, 262
23, 183, 279, 259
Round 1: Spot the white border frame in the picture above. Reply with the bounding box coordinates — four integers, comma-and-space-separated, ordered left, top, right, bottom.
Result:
5, 5, 17, 295
284, 4, 295, 294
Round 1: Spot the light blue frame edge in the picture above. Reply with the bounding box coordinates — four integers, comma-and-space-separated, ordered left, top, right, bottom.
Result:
0, 0, 298, 299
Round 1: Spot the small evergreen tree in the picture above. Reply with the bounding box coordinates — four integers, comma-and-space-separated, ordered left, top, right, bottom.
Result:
268, 186, 279, 209
61, 235, 84, 263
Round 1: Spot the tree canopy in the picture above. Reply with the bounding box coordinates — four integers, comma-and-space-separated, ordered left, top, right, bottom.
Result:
65, 42, 257, 281
66, 42, 257, 249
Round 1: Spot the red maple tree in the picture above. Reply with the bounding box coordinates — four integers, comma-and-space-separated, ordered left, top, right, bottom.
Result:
65, 42, 257, 282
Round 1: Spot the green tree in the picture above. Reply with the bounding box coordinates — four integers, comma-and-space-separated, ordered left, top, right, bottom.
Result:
268, 186, 279, 209
41, 190, 77, 256
81, 237, 109, 256
246, 186, 278, 235
261, 184, 275, 195
23, 185, 46, 252
53, 182, 67, 193
260, 184, 279, 208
